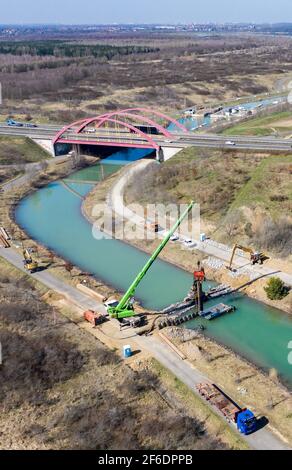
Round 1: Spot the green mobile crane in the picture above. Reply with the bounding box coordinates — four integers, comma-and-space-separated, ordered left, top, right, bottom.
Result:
107, 201, 194, 320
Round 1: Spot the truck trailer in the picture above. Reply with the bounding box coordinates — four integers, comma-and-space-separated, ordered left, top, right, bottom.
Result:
196, 383, 257, 435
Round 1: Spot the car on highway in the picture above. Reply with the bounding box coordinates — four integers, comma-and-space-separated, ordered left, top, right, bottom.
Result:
6, 119, 37, 128
6, 119, 23, 127
183, 238, 197, 248
225, 140, 236, 146
24, 123, 38, 128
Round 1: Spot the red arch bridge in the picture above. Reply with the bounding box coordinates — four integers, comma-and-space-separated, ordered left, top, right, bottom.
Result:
53, 108, 189, 161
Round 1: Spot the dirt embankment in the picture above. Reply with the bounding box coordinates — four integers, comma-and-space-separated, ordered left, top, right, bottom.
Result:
82, 161, 292, 315
1, 156, 124, 302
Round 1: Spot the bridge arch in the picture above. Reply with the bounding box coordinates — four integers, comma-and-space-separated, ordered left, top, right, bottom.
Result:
54, 116, 160, 150
53, 118, 89, 145
53, 107, 188, 148
107, 107, 189, 133
76, 112, 173, 138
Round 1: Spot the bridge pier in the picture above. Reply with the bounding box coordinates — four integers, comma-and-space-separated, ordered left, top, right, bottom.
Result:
73, 144, 80, 156
156, 147, 165, 163
72, 144, 81, 166
157, 147, 182, 162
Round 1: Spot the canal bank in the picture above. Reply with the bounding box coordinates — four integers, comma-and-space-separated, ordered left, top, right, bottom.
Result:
13, 150, 292, 391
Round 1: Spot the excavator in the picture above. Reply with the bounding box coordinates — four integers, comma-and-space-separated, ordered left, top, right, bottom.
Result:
227, 243, 267, 272
23, 248, 39, 273
106, 201, 195, 320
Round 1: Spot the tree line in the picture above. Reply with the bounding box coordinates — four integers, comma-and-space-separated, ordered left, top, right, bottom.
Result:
0, 40, 159, 59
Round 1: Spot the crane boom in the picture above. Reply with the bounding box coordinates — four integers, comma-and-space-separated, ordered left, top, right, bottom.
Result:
108, 201, 194, 319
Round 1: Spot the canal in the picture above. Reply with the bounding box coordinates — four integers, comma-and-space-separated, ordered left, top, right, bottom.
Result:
15, 148, 292, 387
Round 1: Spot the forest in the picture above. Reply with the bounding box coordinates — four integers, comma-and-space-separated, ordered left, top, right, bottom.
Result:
0, 40, 158, 58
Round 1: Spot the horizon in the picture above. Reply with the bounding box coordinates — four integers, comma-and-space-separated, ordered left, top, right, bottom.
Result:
0, 0, 291, 25
1, 21, 292, 26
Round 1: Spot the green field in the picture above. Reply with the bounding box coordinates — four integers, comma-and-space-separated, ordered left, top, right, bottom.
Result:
222, 111, 292, 136
125, 146, 266, 222
229, 154, 292, 216
0, 136, 50, 165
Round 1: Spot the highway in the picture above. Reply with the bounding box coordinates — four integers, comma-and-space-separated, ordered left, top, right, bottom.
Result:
1, 122, 292, 152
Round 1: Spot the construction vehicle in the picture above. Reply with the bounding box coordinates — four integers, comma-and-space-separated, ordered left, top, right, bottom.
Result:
193, 262, 206, 313
143, 207, 160, 233
196, 383, 257, 435
120, 316, 144, 328
144, 221, 160, 233
83, 310, 106, 326
106, 201, 195, 320
227, 243, 267, 271
23, 248, 39, 273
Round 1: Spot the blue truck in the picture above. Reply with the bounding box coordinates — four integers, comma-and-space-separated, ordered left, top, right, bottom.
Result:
6, 119, 37, 128
6, 118, 23, 127
196, 382, 257, 435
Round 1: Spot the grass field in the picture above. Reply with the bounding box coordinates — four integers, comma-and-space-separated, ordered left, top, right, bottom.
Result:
0, 136, 50, 165
125, 147, 292, 255
223, 111, 292, 136
125, 147, 267, 223
229, 154, 292, 216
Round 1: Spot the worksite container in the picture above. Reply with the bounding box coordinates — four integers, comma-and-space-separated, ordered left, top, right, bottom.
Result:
123, 345, 132, 358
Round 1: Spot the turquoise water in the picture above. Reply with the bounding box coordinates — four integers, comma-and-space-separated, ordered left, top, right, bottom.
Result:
15, 143, 292, 386
16, 155, 192, 312
175, 96, 286, 132
187, 293, 292, 385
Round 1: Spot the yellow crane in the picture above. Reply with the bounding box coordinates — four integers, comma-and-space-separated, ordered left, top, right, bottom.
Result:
227, 244, 267, 271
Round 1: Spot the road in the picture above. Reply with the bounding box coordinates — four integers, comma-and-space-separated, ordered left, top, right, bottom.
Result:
0, 245, 290, 450
137, 335, 290, 450
0, 155, 71, 193
1, 123, 292, 152
0, 247, 107, 314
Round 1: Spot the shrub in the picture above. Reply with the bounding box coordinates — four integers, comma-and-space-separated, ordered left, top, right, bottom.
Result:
264, 277, 289, 301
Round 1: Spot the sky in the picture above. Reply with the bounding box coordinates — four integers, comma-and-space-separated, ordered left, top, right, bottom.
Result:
0, 0, 291, 25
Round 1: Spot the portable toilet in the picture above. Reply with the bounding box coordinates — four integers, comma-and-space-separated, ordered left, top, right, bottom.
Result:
123, 345, 132, 358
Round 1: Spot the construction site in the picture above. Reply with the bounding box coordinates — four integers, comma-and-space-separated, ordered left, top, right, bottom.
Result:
0, 14, 292, 456
1, 150, 292, 449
